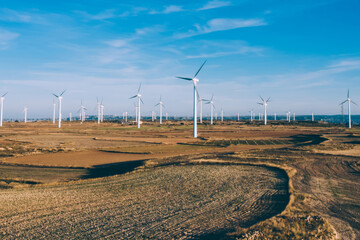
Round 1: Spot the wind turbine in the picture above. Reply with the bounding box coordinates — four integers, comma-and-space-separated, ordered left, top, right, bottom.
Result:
176, 60, 207, 138
312, 112, 314, 122
221, 108, 224, 122
52, 90, 66, 128
78, 100, 86, 122
198, 97, 209, 124
340, 89, 357, 128
24, 106, 28, 123
274, 113, 277, 120
205, 94, 215, 125
257, 96, 270, 125
155, 96, 164, 124
100, 102, 104, 122
129, 83, 143, 128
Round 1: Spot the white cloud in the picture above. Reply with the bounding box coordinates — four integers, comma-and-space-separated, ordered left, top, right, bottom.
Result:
175, 18, 267, 38
150, 5, 184, 14
74, 9, 116, 20
105, 39, 131, 48
0, 8, 47, 24
0, 28, 19, 50
198, 0, 232, 11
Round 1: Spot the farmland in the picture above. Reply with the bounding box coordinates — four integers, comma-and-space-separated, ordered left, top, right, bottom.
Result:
0, 121, 359, 239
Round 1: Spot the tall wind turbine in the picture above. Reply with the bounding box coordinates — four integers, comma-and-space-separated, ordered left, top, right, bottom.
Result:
129, 84, 143, 128
155, 96, 164, 124
340, 89, 357, 128
52, 90, 66, 128
24, 106, 28, 123
205, 94, 215, 125
176, 60, 207, 138
78, 100, 86, 122
257, 96, 270, 125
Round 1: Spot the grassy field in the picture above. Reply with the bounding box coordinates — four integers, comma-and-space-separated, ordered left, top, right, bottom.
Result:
0, 120, 359, 239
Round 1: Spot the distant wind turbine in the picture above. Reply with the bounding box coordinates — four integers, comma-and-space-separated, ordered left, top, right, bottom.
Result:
176, 60, 207, 137
52, 90, 66, 128
257, 96, 270, 125
97, 98, 103, 124
129, 83, 143, 128
52, 99, 56, 124
155, 96, 164, 124
205, 94, 215, 125
340, 89, 357, 128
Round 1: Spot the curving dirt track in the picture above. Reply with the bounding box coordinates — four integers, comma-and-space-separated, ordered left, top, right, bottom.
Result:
0, 164, 289, 239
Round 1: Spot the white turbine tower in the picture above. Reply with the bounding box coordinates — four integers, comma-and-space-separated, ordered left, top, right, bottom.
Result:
155, 96, 164, 124
97, 98, 102, 124
69, 112, 72, 122
312, 112, 314, 122
52, 90, 66, 128
100, 103, 104, 122
274, 113, 277, 120
221, 108, 224, 122
198, 97, 209, 124
24, 106, 28, 123
205, 95, 215, 125
257, 96, 270, 125
176, 60, 207, 138
78, 100, 86, 122
0, 92, 7, 127
340, 89, 357, 128
129, 84, 143, 129
52, 99, 56, 124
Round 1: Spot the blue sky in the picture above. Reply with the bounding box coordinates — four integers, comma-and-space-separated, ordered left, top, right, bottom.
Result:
0, 0, 359, 119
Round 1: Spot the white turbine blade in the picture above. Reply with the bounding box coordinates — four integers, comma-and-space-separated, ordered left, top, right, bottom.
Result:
52, 93, 59, 98
195, 85, 200, 99
347, 89, 349, 98
129, 95, 137, 99
137, 83, 142, 93
176, 76, 193, 81
194, 60, 207, 78
140, 97, 144, 104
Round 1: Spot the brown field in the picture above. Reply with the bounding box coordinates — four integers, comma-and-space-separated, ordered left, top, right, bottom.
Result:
0, 120, 359, 239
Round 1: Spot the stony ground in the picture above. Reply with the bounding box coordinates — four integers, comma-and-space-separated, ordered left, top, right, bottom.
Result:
0, 164, 288, 239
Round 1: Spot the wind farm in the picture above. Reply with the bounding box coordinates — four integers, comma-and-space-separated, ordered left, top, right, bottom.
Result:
0, 1, 360, 239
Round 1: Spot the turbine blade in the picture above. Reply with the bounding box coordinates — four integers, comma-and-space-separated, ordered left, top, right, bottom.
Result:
194, 60, 207, 78
140, 98, 144, 104
347, 89, 349, 98
60, 90, 66, 96
257, 102, 263, 105
259, 95, 264, 102
52, 93, 59, 98
266, 97, 271, 102
176, 76, 192, 81
155, 103, 160, 107
195, 85, 200, 100
351, 100, 358, 106
2, 92, 8, 97
101, 97, 103, 105
129, 95, 137, 99
138, 83, 142, 93
340, 100, 347, 105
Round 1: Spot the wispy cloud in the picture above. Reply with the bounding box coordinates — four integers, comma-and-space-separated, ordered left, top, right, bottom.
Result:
198, 0, 232, 11
0, 8, 46, 24
175, 18, 267, 38
119, 7, 148, 17
150, 5, 184, 14
74, 9, 116, 20
0, 28, 19, 50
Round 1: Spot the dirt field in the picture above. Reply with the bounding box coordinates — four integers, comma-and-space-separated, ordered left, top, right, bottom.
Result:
0, 120, 359, 239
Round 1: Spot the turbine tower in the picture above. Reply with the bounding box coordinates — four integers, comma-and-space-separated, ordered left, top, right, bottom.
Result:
257, 96, 270, 125
176, 60, 207, 138
24, 106, 28, 123
205, 95, 215, 125
198, 97, 209, 124
155, 96, 164, 124
129, 84, 143, 128
78, 100, 86, 122
0, 92, 8, 127
52, 99, 56, 124
52, 90, 66, 128
340, 89, 357, 128
97, 98, 103, 124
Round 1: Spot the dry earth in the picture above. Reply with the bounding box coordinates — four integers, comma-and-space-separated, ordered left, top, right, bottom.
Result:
0, 121, 359, 239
